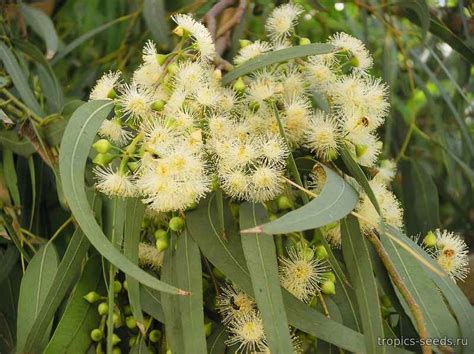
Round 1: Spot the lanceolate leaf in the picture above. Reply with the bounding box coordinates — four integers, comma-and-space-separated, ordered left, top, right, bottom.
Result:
44, 256, 103, 354
248, 164, 358, 234
207, 324, 228, 354
0, 131, 35, 157
385, 225, 474, 353
222, 43, 336, 84
2, 148, 20, 207
59, 100, 182, 295
341, 216, 385, 354
20, 4, 59, 59
23, 229, 90, 352
240, 203, 294, 353
0, 42, 43, 116
16, 244, 59, 352
124, 198, 146, 323
187, 196, 366, 353
140, 286, 165, 323
176, 231, 207, 353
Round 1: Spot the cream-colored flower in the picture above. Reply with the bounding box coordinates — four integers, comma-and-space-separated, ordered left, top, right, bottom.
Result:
90, 71, 120, 100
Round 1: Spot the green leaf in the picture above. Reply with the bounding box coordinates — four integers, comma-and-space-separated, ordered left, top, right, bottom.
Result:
341, 216, 385, 354
207, 324, 227, 354
0, 42, 43, 116
396, 0, 429, 39
0, 244, 18, 286
20, 4, 59, 59
59, 100, 182, 294
249, 164, 358, 234
140, 285, 165, 323
380, 225, 459, 342
16, 244, 59, 352
23, 229, 91, 352
124, 198, 146, 323
176, 231, 207, 353
44, 256, 103, 354
239, 202, 294, 353
143, 0, 171, 49
187, 197, 366, 353
160, 233, 185, 354
0, 130, 35, 157
222, 43, 336, 85
14, 40, 64, 112
401, 160, 440, 236
385, 225, 474, 353
2, 148, 20, 207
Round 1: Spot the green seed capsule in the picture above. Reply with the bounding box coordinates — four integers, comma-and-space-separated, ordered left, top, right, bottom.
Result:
149, 329, 162, 343
154, 229, 169, 240
126, 316, 137, 329
156, 238, 169, 252
98, 302, 108, 316
277, 196, 292, 210
321, 280, 336, 295
90, 328, 103, 342
169, 216, 185, 232
113, 281, 122, 293
92, 139, 112, 154
83, 291, 100, 303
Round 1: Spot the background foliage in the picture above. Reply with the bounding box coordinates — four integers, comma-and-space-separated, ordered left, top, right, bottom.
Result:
0, 0, 473, 353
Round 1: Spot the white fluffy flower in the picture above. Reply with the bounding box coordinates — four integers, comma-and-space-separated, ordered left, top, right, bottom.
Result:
94, 166, 136, 198
234, 40, 272, 65
118, 84, 154, 121
217, 284, 257, 324
432, 229, 469, 281
265, 3, 304, 40
306, 111, 340, 160
282, 95, 312, 145
90, 71, 120, 100
172, 14, 216, 61
138, 242, 164, 271
225, 312, 268, 353
97, 118, 131, 146
329, 32, 373, 73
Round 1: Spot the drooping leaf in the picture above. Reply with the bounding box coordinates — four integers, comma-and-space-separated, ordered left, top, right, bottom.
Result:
160, 233, 185, 354
20, 4, 59, 59
44, 256, 103, 354
0, 130, 35, 157
187, 196, 366, 353
23, 229, 91, 352
248, 164, 358, 234
176, 231, 207, 353
16, 244, 59, 352
0, 42, 43, 116
222, 43, 336, 84
239, 202, 294, 353
341, 216, 385, 354
0, 244, 18, 286
207, 324, 228, 354
143, 0, 171, 49
124, 198, 146, 323
140, 286, 165, 323
401, 159, 440, 236
59, 100, 182, 294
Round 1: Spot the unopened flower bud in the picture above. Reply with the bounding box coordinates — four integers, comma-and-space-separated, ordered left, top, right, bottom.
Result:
123, 305, 132, 316
129, 336, 137, 347
277, 196, 292, 210
114, 281, 122, 293
112, 333, 121, 345
239, 39, 251, 48
315, 245, 329, 260
127, 161, 139, 173
423, 231, 437, 248
92, 153, 115, 166
151, 100, 166, 111
149, 329, 162, 343
355, 144, 367, 158
126, 316, 137, 329
299, 37, 311, 45
156, 53, 168, 65
112, 348, 121, 354
123, 280, 128, 291
322, 272, 336, 283
233, 77, 245, 92
83, 291, 101, 303
154, 229, 169, 240
98, 302, 108, 316
169, 216, 185, 232
173, 26, 184, 37
167, 62, 179, 75
204, 322, 213, 337
90, 328, 103, 342
156, 238, 169, 252
321, 280, 336, 295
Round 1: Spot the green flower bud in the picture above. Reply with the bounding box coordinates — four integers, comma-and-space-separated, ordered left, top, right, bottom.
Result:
151, 100, 166, 111
107, 88, 117, 99
325, 148, 339, 162
123, 305, 132, 316
315, 245, 329, 260
249, 101, 260, 111
322, 272, 336, 283
348, 55, 360, 69
83, 291, 101, 303
129, 336, 137, 347
90, 328, 103, 342
112, 348, 121, 354
98, 302, 108, 316
93, 139, 112, 154
268, 214, 278, 221
156, 54, 168, 65
299, 37, 311, 45
204, 322, 213, 337
126, 316, 137, 329
233, 77, 245, 92
149, 329, 162, 343
123, 280, 128, 291
156, 238, 169, 252
154, 229, 169, 240
355, 144, 367, 158
112, 333, 121, 345
112, 312, 121, 327
169, 216, 185, 232
277, 196, 292, 210
321, 280, 336, 295
127, 161, 139, 173
187, 201, 198, 210
423, 231, 437, 248
114, 281, 122, 293
92, 153, 115, 166
167, 63, 179, 75
239, 39, 252, 48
